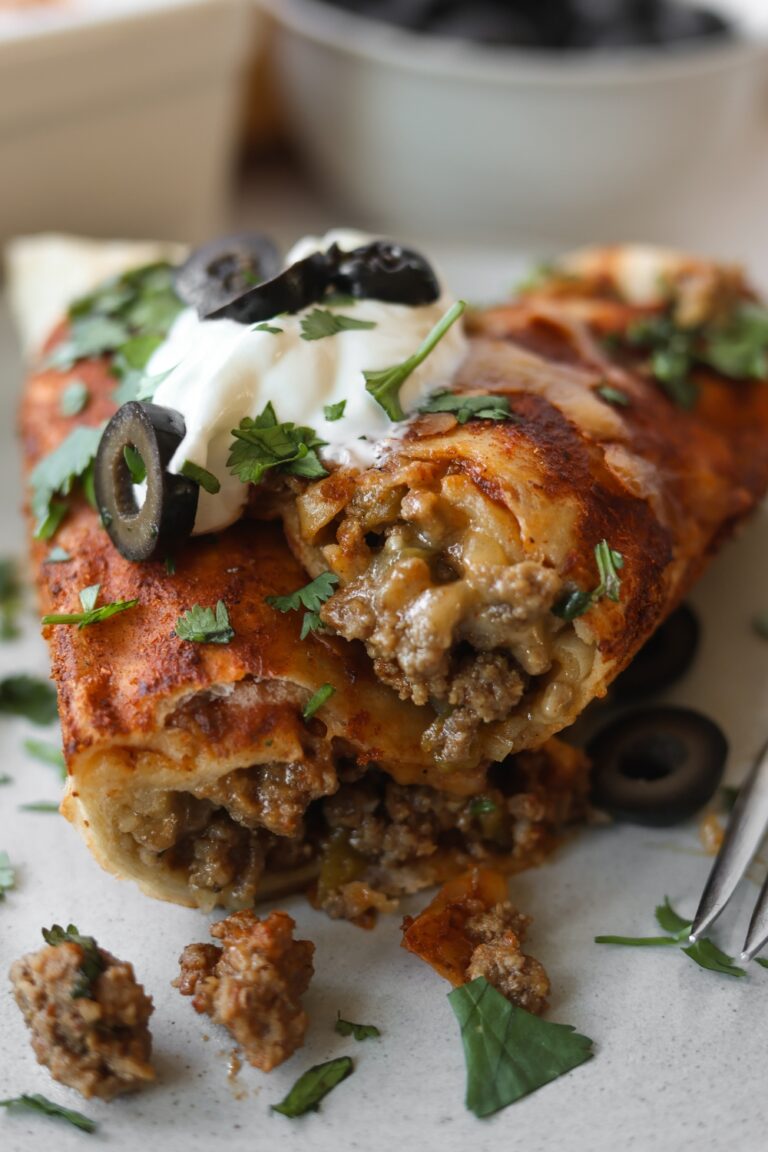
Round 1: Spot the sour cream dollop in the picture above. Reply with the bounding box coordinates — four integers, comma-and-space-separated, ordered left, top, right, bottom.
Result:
149, 230, 468, 535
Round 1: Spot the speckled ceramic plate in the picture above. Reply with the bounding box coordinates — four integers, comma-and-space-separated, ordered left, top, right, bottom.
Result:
1, 249, 766, 1152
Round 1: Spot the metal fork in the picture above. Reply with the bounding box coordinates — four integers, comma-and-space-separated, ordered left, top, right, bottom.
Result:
690, 739, 768, 960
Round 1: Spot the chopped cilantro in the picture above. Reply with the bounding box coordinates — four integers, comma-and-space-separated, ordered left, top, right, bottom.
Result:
300, 308, 376, 341
468, 796, 498, 817
272, 1057, 353, 1118
553, 539, 624, 621
174, 601, 234, 644
752, 612, 768, 640
418, 391, 515, 425
682, 938, 746, 978
29, 424, 105, 539
43, 546, 72, 564
324, 400, 347, 422
0, 675, 57, 724
179, 460, 221, 495
449, 978, 593, 1117
364, 300, 466, 421
24, 738, 66, 778
20, 801, 60, 813
57, 262, 184, 406
252, 322, 283, 335
59, 378, 89, 417
703, 302, 768, 379
0, 850, 15, 900
42, 584, 138, 629
334, 1014, 380, 1041
164, 556, 176, 575
266, 572, 339, 639
123, 444, 146, 484
0, 774, 12, 785
228, 402, 327, 487
0, 1094, 96, 1133
596, 384, 630, 407
36, 501, 69, 542
596, 897, 746, 977
42, 923, 106, 998
303, 684, 335, 720
755, 957, 768, 969
0, 558, 21, 640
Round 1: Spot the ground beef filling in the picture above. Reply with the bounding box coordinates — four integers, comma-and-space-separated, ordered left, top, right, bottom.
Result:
317, 484, 564, 762
116, 739, 588, 919
175, 910, 314, 1072
10, 940, 154, 1099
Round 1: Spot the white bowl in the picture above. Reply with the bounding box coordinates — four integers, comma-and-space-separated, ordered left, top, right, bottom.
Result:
261, 0, 768, 247
0, 0, 256, 246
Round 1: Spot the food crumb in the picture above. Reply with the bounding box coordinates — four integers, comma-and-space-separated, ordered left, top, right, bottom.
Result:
10, 931, 154, 1099
699, 811, 725, 856
174, 910, 314, 1072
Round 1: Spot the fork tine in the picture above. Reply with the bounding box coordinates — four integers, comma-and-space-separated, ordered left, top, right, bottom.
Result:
689, 740, 768, 942
741, 869, 768, 961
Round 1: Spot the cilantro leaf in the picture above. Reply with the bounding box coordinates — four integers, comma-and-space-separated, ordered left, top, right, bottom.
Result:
755, 957, 768, 969
0, 675, 57, 724
266, 572, 339, 639
303, 683, 335, 720
334, 1015, 380, 1041
595, 934, 681, 947
682, 938, 746, 978
449, 977, 593, 1117
654, 896, 692, 939
0, 1094, 96, 1133
59, 379, 89, 417
179, 460, 221, 495
300, 308, 376, 341
123, 445, 146, 484
29, 424, 105, 538
25, 738, 66, 778
45, 316, 131, 370
0, 558, 21, 640
752, 612, 768, 641
418, 391, 515, 425
596, 384, 630, 407
702, 303, 768, 379
324, 400, 347, 422
468, 796, 497, 817
0, 850, 15, 900
271, 1057, 353, 1118
36, 501, 69, 542
552, 539, 624, 621
42, 584, 138, 629
42, 923, 105, 999
43, 546, 72, 564
252, 322, 283, 335
227, 402, 328, 487
175, 601, 234, 644
364, 300, 466, 421
20, 801, 60, 813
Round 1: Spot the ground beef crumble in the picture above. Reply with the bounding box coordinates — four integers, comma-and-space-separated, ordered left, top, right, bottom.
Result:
10, 940, 154, 1099
174, 910, 314, 1072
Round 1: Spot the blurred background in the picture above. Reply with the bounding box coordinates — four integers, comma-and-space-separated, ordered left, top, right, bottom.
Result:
1, 0, 767, 266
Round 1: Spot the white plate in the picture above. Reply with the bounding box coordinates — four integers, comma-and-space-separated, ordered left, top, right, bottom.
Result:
1, 248, 766, 1152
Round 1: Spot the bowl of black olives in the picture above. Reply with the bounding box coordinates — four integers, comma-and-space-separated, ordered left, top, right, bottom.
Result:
261, 0, 767, 244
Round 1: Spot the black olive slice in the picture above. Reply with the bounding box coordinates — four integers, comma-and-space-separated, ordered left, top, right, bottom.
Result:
588, 706, 728, 827
174, 233, 280, 318
204, 251, 330, 324
613, 605, 700, 701
329, 241, 440, 306
94, 402, 198, 562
